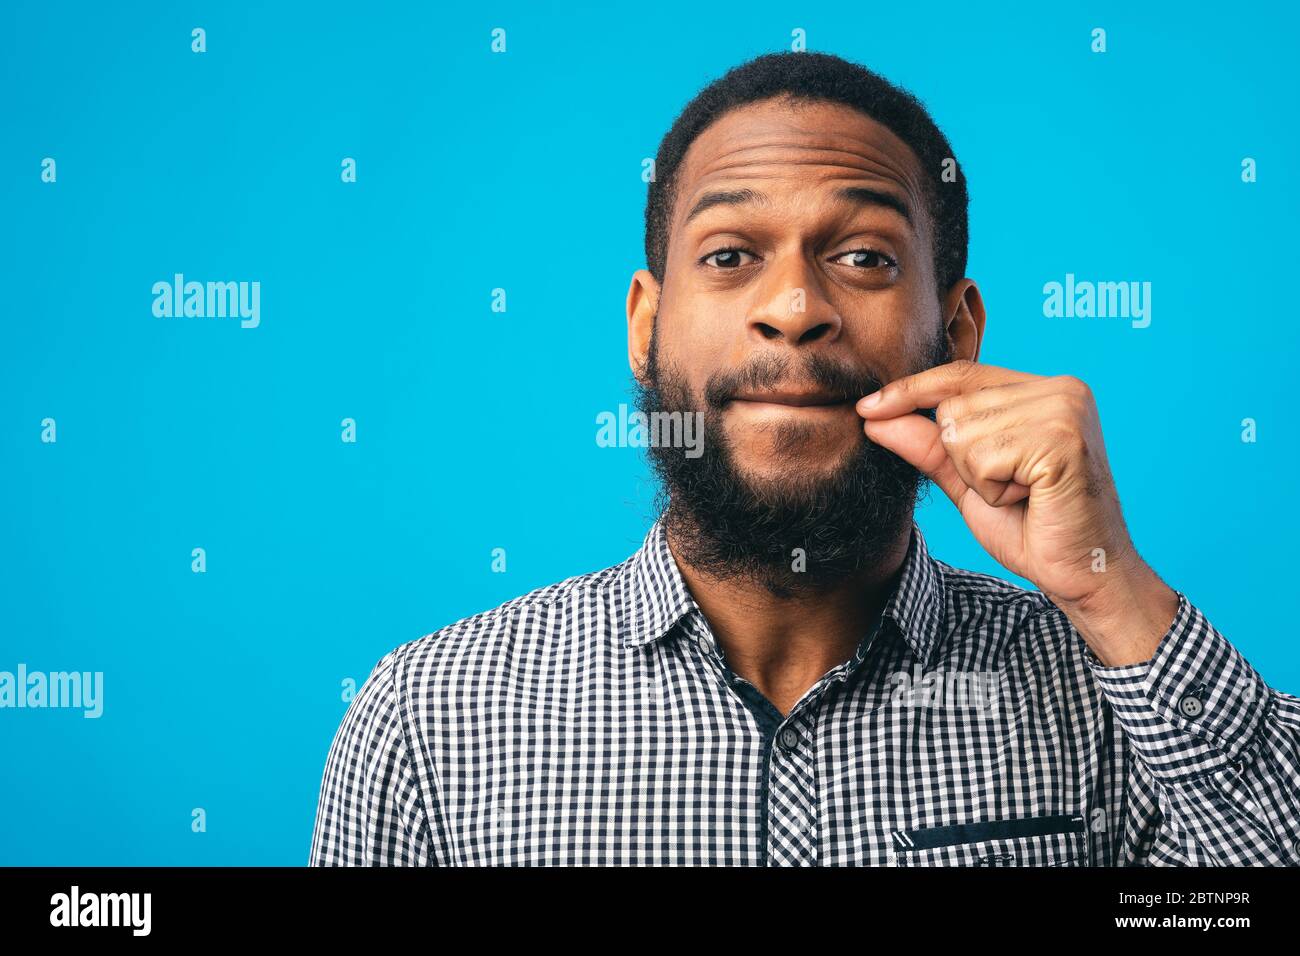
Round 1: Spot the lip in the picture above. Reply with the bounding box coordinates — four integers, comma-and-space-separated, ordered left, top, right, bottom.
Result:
729, 390, 854, 408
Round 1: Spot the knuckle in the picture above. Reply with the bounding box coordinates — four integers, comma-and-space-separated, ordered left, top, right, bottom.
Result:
967, 403, 1005, 425
968, 431, 1010, 466
1057, 375, 1093, 400
1050, 423, 1087, 454
1050, 387, 1089, 420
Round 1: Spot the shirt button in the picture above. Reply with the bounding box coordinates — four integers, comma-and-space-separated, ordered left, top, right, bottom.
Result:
779, 727, 801, 751
696, 635, 713, 657
1179, 694, 1204, 718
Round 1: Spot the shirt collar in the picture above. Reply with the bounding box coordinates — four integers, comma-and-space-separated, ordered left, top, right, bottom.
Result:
623, 519, 699, 649
882, 521, 946, 669
621, 518, 946, 669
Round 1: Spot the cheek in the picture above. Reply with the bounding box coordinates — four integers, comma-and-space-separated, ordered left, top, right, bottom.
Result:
661, 270, 742, 342
895, 259, 947, 365
650, 317, 711, 400
656, 304, 730, 375
842, 289, 941, 381
898, 312, 943, 373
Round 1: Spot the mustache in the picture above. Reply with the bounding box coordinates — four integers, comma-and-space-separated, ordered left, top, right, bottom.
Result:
702, 352, 884, 410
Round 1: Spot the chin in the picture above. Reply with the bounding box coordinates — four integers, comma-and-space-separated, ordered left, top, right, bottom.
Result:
729, 427, 861, 471
731, 443, 862, 492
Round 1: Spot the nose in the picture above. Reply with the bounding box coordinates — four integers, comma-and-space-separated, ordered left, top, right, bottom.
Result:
746, 249, 842, 346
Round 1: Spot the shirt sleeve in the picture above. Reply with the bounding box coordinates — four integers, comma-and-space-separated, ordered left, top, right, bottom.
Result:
1084, 591, 1300, 865
308, 648, 435, 866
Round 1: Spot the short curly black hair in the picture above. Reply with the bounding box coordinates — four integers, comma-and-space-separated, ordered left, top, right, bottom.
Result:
644, 51, 968, 296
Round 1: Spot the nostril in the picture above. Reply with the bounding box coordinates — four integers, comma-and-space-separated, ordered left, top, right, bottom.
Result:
756, 322, 782, 340
798, 323, 833, 344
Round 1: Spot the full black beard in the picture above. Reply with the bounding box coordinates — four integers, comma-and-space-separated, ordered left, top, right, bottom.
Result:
636, 327, 950, 597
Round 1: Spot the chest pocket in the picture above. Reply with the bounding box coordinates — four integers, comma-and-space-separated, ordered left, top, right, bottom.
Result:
890, 813, 1089, 867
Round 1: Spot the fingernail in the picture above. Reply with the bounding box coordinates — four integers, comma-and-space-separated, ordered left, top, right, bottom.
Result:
859, 392, 882, 410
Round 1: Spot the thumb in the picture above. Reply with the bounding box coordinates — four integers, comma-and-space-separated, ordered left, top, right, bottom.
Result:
862, 413, 967, 508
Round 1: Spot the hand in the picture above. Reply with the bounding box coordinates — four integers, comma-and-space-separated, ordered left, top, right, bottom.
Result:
857, 360, 1178, 665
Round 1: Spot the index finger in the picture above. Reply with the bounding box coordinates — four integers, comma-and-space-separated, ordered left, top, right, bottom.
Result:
856, 360, 1040, 418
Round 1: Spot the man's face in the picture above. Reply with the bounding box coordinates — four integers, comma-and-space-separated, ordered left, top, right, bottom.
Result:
629, 96, 963, 590
648, 96, 946, 487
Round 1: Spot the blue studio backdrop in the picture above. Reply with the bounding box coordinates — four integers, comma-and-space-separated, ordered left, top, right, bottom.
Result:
2, 1, 1297, 864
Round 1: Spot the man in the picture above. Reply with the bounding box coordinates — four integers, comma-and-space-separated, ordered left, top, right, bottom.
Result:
310, 51, 1300, 866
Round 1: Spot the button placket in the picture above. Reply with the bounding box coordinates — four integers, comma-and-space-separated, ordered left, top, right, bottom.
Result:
765, 712, 818, 865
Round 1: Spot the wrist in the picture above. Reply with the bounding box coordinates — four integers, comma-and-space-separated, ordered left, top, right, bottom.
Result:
1054, 559, 1179, 666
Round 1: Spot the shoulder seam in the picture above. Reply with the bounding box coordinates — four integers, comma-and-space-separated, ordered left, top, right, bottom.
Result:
402, 557, 634, 651
388, 641, 443, 864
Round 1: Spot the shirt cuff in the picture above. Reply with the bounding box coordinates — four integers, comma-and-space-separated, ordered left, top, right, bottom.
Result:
1083, 591, 1270, 782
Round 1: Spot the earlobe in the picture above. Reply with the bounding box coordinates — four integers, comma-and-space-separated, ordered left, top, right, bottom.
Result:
627, 269, 660, 383
944, 279, 986, 363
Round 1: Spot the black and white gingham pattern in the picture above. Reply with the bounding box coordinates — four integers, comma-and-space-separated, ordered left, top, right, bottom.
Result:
309, 520, 1300, 866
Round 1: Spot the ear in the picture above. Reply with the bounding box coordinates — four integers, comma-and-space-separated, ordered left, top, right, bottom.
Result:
942, 278, 986, 362
627, 269, 660, 384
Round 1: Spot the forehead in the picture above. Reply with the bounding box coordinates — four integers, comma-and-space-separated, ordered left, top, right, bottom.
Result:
671, 96, 928, 235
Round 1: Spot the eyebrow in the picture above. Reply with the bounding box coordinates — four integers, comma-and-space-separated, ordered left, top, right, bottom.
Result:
682, 185, 913, 228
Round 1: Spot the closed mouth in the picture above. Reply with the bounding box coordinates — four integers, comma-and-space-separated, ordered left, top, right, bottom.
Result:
729, 390, 854, 408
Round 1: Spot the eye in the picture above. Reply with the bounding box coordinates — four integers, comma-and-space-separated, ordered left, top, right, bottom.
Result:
831, 248, 898, 270
700, 247, 758, 269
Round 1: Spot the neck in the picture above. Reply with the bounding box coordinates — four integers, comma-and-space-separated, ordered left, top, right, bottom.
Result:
665, 516, 912, 717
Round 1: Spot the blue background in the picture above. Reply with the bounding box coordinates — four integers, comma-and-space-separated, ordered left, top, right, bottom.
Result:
2, 1, 1296, 864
